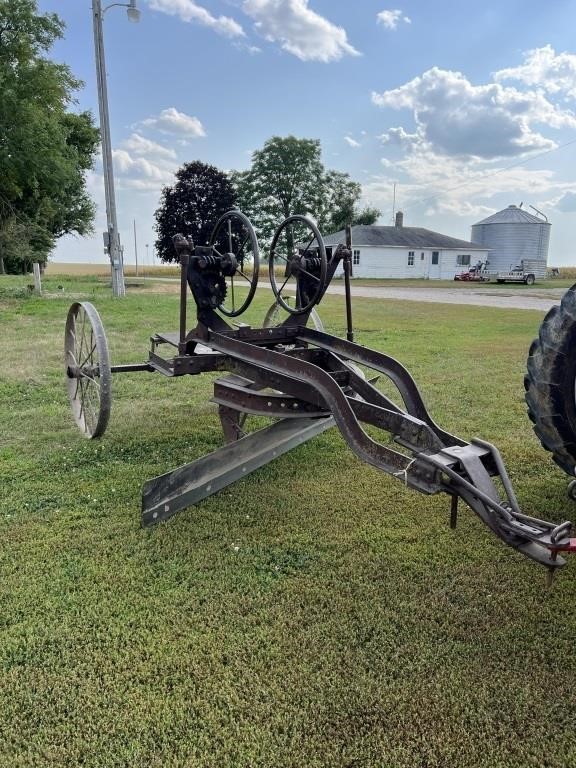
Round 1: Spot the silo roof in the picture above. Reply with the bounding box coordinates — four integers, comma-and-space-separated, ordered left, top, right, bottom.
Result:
473, 205, 550, 226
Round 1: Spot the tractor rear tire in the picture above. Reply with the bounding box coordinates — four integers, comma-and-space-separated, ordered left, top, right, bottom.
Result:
524, 284, 576, 475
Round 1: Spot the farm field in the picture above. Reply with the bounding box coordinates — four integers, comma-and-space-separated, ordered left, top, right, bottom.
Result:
1, 273, 576, 767
45, 262, 181, 278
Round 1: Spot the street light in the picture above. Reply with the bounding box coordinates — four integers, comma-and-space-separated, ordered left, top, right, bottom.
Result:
92, 0, 141, 297
127, 0, 141, 22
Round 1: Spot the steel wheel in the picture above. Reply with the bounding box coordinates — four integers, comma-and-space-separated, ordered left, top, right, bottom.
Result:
263, 297, 324, 331
269, 215, 327, 315
65, 301, 111, 438
209, 210, 260, 317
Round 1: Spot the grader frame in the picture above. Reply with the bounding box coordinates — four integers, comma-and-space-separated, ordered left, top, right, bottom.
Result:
64, 210, 576, 581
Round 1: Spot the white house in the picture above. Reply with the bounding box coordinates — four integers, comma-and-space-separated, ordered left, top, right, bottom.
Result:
325, 213, 490, 280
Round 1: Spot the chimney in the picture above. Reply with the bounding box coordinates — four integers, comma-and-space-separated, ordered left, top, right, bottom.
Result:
395, 211, 404, 228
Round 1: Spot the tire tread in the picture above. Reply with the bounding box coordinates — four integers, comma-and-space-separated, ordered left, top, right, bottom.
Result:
525, 284, 576, 475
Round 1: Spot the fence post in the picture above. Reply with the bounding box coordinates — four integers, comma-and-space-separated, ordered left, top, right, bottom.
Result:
33, 262, 42, 294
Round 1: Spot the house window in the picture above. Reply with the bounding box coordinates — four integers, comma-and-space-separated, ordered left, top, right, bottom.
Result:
421, 252, 425, 261
432, 251, 439, 265
353, 249, 360, 265
407, 251, 414, 266
457, 254, 471, 266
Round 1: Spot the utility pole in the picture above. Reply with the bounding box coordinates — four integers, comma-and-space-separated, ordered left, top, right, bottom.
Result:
133, 219, 138, 276
91, 0, 140, 296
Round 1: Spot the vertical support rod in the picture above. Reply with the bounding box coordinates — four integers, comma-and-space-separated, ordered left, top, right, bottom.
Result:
450, 495, 458, 529
344, 223, 354, 342
178, 250, 189, 355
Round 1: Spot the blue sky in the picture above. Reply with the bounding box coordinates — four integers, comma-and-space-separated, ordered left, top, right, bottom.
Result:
39, 0, 576, 265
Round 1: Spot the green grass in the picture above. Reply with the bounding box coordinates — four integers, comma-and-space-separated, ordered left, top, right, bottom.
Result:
1, 274, 576, 767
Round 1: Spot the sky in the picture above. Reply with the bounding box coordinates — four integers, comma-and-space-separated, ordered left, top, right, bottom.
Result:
38, 0, 576, 266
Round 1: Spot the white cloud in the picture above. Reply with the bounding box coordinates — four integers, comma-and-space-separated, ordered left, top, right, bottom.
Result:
494, 45, 576, 98
371, 67, 576, 159
377, 9, 411, 30
242, 0, 359, 62
555, 190, 576, 213
147, 0, 245, 37
122, 133, 177, 159
141, 107, 206, 138
367, 51, 576, 229
236, 42, 262, 54
344, 136, 360, 147
379, 126, 420, 150
365, 144, 562, 220
112, 149, 173, 182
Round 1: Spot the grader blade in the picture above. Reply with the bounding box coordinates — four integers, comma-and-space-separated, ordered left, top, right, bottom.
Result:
141, 415, 334, 526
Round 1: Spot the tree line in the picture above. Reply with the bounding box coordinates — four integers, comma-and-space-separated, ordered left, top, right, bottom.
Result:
155, 137, 380, 263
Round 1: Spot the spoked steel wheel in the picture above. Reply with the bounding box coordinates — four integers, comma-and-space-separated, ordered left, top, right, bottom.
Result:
263, 297, 324, 331
65, 301, 111, 438
209, 210, 260, 317
269, 215, 327, 315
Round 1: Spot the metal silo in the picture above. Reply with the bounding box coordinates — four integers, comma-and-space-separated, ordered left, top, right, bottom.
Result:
471, 205, 551, 277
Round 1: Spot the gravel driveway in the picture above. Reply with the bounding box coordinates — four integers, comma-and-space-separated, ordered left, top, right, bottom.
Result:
325, 284, 567, 312
133, 276, 567, 312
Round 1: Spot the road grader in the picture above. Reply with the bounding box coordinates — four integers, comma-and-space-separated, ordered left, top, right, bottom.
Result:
64, 210, 576, 582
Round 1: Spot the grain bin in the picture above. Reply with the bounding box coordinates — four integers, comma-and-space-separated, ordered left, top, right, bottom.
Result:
471, 205, 550, 277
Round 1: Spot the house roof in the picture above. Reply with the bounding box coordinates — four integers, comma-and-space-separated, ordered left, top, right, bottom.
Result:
473, 204, 550, 226
323, 225, 486, 251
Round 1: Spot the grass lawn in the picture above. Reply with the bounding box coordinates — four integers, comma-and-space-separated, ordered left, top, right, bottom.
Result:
1, 274, 576, 767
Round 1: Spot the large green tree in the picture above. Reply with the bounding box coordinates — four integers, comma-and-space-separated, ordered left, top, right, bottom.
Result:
0, 0, 99, 273
154, 161, 237, 263
232, 136, 380, 249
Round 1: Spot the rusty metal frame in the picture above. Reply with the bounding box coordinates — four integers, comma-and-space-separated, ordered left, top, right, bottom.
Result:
76, 217, 575, 577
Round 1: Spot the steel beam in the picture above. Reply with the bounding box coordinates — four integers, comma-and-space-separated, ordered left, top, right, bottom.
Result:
141, 416, 334, 526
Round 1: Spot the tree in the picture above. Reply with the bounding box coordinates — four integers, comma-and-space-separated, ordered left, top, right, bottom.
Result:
0, 218, 36, 274
232, 137, 324, 251
154, 161, 237, 263
0, 0, 99, 273
321, 171, 380, 233
232, 136, 380, 250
